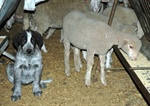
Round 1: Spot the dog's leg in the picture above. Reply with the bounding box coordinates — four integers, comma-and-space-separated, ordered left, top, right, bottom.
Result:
6, 63, 15, 83
11, 65, 24, 102
32, 64, 42, 96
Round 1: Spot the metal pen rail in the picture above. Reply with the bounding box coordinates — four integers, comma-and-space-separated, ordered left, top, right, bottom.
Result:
107, 0, 150, 105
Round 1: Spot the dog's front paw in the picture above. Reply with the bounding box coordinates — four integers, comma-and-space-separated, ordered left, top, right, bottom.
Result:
33, 90, 42, 97
11, 93, 21, 102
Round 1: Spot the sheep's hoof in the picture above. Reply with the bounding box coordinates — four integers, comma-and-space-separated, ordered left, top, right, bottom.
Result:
65, 70, 70, 76
85, 80, 91, 87
43, 49, 48, 53
80, 63, 82, 68
75, 66, 80, 72
101, 78, 107, 86
76, 70, 80, 72
106, 70, 112, 72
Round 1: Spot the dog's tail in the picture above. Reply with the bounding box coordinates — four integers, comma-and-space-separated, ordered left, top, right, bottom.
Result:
40, 78, 53, 88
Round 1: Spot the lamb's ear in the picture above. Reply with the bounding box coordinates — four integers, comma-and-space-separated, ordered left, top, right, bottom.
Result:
12, 32, 22, 50
118, 39, 128, 48
33, 31, 43, 49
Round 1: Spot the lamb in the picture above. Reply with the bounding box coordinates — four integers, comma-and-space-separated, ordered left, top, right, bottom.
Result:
103, 6, 141, 27
102, 6, 144, 68
107, 0, 129, 7
63, 10, 142, 86
81, 11, 144, 68
90, 0, 110, 13
25, 0, 102, 40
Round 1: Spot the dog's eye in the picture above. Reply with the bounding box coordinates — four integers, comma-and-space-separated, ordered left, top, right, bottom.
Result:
31, 38, 36, 44
22, 38, 26, 44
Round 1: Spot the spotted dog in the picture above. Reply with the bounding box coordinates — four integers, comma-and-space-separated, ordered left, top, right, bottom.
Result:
6, 30, 52, 102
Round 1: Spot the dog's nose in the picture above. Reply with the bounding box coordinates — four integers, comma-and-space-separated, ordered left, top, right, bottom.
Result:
26, 48, 32, 54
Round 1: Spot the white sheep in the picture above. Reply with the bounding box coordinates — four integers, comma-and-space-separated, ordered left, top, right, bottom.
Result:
81, 11, 144, 69
25, 0, 102, 40
23, 13, 48, 53
102, 6, 144, 68
107, 0, 129, 7
63, 10, 142, 86
90, 0, 109, 13
103, 6, 140, 27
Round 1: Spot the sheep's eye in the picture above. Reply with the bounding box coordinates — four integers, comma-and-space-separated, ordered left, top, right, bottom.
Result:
129, 45, 133, 49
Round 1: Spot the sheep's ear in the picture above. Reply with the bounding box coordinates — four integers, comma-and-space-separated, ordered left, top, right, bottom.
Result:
132, 22, 137, 26
118, 39, 128, 48
33, 31, 43, 49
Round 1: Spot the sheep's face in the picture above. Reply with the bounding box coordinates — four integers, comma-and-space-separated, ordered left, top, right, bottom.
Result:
90, 0, 101, 12
120, 39, 142, 61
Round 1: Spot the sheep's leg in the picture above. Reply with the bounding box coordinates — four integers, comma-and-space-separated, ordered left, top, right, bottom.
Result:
82, 50, 87, 61
60, 29, 63, 42
73, 47, 82, 72
45, 28, 56, 39
85, 51, 94, 86
106, 48, 113, 69
4, 25, 10, 32
64, 38, 71, 76
41, 43, 48, 53
123, 0, 129, 7
99, 55, 106, 86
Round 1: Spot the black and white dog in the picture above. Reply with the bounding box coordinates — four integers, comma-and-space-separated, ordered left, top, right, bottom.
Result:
6, 29, 52, 102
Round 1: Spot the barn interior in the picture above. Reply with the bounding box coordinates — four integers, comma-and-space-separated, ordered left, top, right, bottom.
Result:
0, 0, 150, 105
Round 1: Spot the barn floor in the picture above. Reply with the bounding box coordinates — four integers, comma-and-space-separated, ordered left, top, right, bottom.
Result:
0, 23, 147, 106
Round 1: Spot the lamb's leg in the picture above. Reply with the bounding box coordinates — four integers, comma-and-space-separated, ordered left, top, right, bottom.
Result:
99, 55, 106, 86
73, 47, 82, 72
82, 50, 87, 61
41, 43, 48, 53
85, 51, 94, 86
60, 29, 63, 42
64, 38, 71, 76
123, 0, 129, 7
45, 28, 56, 39
106, 48, 113, 68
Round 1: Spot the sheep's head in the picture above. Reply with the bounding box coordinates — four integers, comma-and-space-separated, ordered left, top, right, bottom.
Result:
118, 37, 142, 61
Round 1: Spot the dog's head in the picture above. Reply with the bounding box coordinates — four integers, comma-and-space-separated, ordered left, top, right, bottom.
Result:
13, 29, 43, 55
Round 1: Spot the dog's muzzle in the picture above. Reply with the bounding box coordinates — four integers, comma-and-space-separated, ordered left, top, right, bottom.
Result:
27, 48, 34, 55
24, 47, 34, 55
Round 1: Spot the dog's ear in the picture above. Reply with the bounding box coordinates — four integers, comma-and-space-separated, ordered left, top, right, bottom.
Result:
32, 30, 43, 49
12, 32, 23, 50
